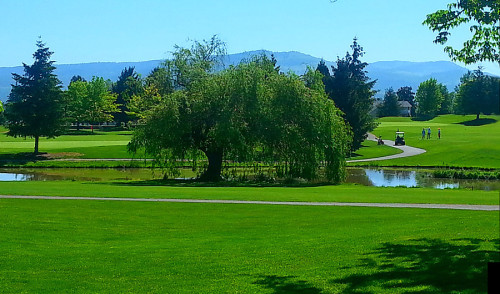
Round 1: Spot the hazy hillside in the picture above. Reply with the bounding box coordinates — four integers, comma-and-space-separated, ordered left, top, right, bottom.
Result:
0, 51, 483, 101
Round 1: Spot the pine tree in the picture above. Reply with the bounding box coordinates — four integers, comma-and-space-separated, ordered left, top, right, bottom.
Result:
5, 40, 65, 154
319, 38, 377, 151
112, 67, 143, 125
378, 88, 400, 117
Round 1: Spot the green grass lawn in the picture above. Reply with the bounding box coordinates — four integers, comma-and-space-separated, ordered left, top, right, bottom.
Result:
0, 199, 497, 293
359, 114, 500, 169
347, 139, 403, 160
0, 129, 134, 158
0, 181, 498, 205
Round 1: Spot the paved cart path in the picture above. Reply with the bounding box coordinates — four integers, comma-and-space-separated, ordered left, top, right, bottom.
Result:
347, 133, 426, 163
1, 195, 497, 211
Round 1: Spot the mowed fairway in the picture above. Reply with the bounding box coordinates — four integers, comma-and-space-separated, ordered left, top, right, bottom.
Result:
0, 181, 498, 205
363, 115, 500, 168
0, 198, 498, 293
0, 128, 133, 158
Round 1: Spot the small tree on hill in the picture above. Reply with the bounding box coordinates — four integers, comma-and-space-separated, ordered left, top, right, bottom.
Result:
455, 69, 500, 119
5, 40, 65, 154
415, 78, 443, 119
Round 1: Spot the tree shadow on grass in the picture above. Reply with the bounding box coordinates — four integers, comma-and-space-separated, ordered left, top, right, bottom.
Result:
253, 275, 322, 294
0, 152, 49, 166
456, 118, 497, 126
411, 116, 435, 122
332, 238, 499, 293
104, 178, 332, 188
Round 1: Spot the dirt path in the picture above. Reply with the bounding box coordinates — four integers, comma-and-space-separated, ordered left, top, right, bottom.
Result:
1, 195, 497, 211
347, 133, 426, 163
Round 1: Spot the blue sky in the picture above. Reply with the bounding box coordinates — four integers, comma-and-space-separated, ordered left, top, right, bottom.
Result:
0, 0, 498, 74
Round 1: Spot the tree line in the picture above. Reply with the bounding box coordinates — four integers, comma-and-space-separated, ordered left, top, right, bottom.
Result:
376, 70, 500, 120
2, 37, 497, 181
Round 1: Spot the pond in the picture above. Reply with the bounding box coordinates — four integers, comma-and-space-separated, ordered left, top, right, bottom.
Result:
0, 167, 498, 191
346, 168, 499, 191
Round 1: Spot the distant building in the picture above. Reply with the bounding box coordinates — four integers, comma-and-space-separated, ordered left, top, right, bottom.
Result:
398, 101, 412, 117
370, 100, 413, 117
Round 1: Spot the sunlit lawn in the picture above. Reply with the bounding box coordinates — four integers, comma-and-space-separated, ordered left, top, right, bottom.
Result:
359, 114, 500, 168
0, 180, 498, 205
0, 199, 497, 293
0, 129, 134, 158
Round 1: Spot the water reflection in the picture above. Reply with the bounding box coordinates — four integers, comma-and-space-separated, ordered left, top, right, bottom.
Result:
346, 168, 500, 191
0, 168, 499, 191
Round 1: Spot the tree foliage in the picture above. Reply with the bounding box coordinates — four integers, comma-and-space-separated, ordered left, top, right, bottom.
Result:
112, 67, 143, 124
5, 40, 65, 154
415, 78, 444, 118
437, 83, 454, 115
130, 49, 350, 182
318, 38, 377, 151
455, 69, 500, 119
165, 35, 226, 89
378, 88, 400, 117
127, 67, 174, 120
423, 0, 500, 64
65, 77, 118, 128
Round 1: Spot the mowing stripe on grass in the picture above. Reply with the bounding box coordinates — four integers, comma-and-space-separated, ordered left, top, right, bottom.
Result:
1, 195, 498, 211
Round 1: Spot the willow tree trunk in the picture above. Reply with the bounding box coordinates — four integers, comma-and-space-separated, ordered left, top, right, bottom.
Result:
34, 136, 39, 155
200, 149, 223, 181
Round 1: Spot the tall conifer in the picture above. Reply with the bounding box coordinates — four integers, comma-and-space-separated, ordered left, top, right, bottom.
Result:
5, 40, 64, 154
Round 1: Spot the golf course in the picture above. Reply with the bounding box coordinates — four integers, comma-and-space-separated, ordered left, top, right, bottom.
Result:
0, 114, 499, 293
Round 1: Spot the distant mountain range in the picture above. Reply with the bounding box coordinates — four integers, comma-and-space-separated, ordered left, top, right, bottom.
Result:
0, 50, 490, 102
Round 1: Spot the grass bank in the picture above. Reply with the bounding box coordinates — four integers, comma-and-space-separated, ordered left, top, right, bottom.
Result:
0, 199, 497, 293
352, 114, 500, 169
0, 181, 497, 205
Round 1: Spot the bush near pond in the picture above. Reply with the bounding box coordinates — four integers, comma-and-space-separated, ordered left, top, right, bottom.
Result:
433, 169, 500, 180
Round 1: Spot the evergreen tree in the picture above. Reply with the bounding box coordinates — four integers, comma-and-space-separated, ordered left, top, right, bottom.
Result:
5, 40, 65, 154
378, 88, 400, 117
316, 59, 330, 77
319, 38, 377, 151
70, 75, 86, 83
396, 86, 415, 116
112, 67, 143, 124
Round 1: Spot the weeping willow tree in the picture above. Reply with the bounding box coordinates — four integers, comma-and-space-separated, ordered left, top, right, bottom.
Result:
129, 39, 350, 182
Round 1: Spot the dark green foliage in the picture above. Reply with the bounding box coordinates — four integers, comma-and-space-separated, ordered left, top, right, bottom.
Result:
438, 84, 453, 115
423, 0, 500, 64
318, 38, 377, 151
316, 59, 330, 77
70, 75, 86, 83
396, 86, 415, 116
130, 51, 350, 182
378, 88, 400, 117
4, 40, 65, 154
455, 69, 500, 119
112, 67, 143, 124
415, 78, 444, 119
145, 67, 174, 97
